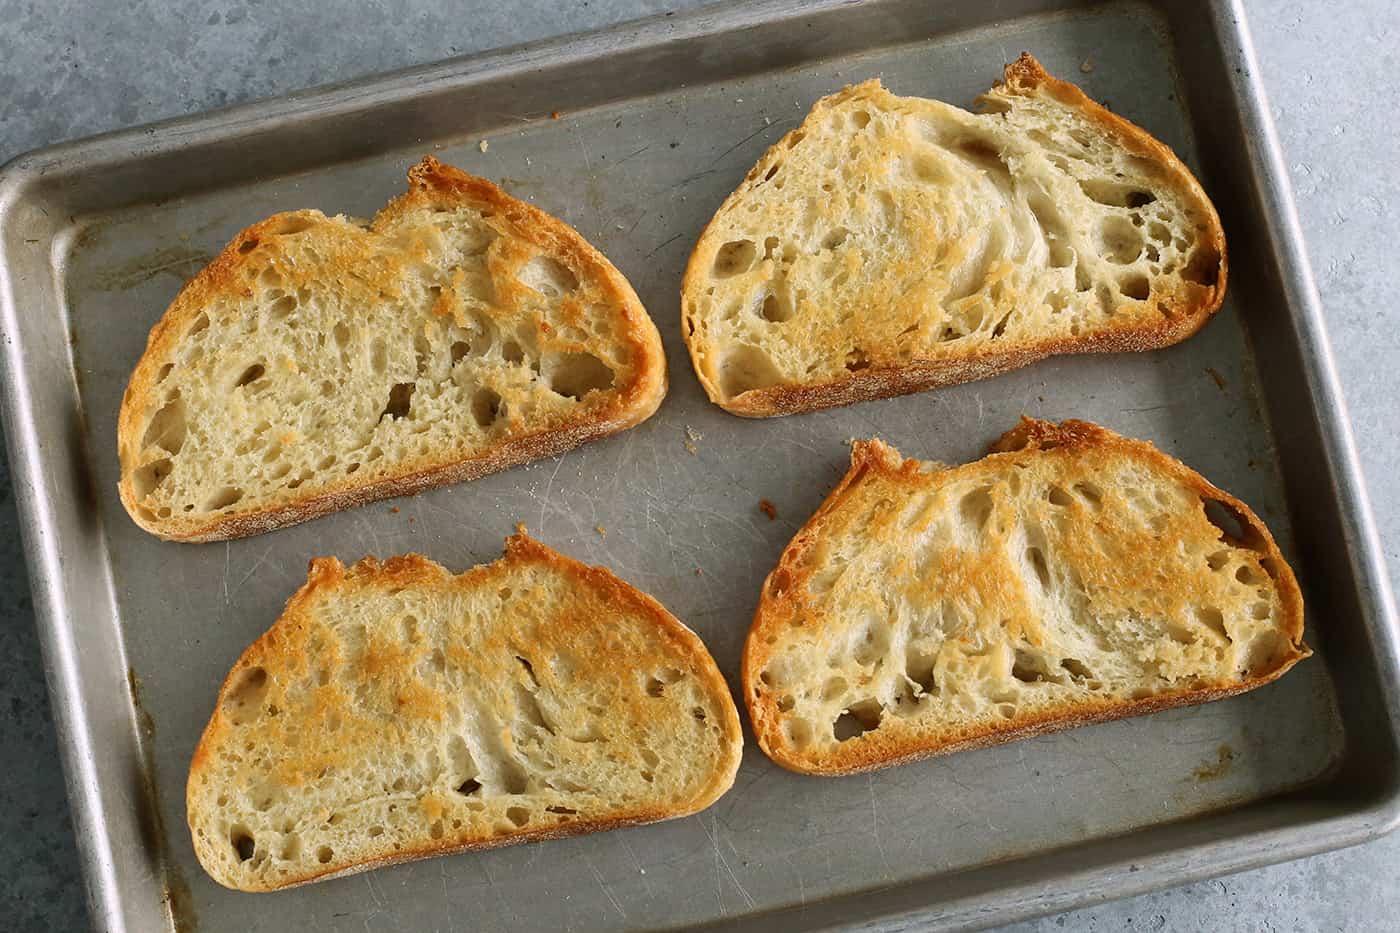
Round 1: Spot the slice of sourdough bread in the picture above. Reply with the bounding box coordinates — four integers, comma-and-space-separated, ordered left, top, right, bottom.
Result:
119, 156, 666, 541
682, 54, 1227, 416
743, 419, 1308, 775
188, 531, 742, 891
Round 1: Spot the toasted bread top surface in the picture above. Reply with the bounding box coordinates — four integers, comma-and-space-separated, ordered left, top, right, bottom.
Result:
187, 532, 742, 891
119, 156, 665, 540
743, 419, 1307, 775
682, 55, 1227, 416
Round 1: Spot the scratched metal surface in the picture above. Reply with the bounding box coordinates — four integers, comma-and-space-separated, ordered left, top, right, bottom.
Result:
7, 0, 1383, 930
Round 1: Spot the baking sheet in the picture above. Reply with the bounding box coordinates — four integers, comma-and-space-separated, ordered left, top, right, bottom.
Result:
2, 0, 1397, 931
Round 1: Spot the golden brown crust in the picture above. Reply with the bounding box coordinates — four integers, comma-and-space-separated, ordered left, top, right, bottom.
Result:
118, 157, 667, 541
682, 54, 1228, 418
742, 419, 1307, 776
188, 531, 743, 890
705, 329, 1187, 419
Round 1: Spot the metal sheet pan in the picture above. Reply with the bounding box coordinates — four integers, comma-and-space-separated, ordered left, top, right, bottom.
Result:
1, 0, 1396, 930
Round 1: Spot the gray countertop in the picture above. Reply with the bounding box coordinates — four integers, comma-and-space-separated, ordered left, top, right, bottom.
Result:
1, 1, 1395, 930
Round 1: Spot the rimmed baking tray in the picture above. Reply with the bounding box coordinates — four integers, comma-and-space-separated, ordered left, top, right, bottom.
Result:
2, 0, 1397, 930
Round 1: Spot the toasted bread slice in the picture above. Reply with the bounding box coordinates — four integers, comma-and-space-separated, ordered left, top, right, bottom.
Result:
682, 54, 1227, 416
118, 156, 666, 541
187, 532, 742, 891
743, 419, 1307, 775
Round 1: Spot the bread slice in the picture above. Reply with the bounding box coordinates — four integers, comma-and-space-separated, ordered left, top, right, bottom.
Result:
118, 156, 666, 541
682, 54, 1227, 416
743, 418, 1308, 775
187, 531, 742, 891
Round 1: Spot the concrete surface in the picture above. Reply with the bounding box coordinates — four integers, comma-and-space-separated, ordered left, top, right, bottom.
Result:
0, 0, 1395, 930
